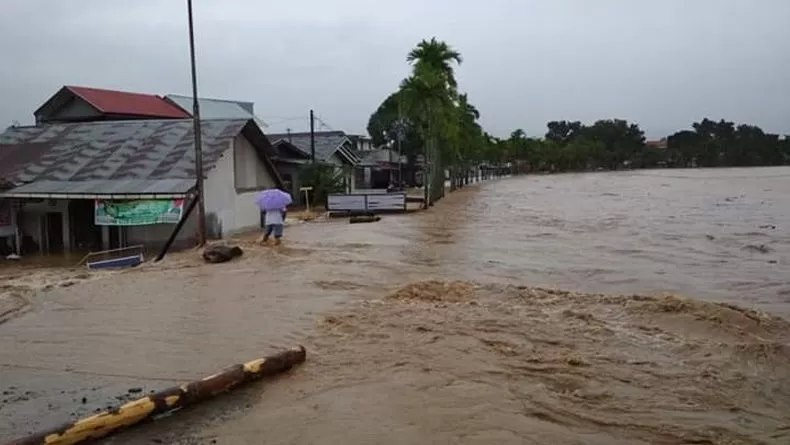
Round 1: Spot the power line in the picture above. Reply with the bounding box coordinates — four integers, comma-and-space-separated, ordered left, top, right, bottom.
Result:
314, 115, 337, 132
259, 115, 310, 125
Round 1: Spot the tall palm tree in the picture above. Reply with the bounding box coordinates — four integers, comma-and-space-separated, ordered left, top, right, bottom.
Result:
407, 37, 463, 89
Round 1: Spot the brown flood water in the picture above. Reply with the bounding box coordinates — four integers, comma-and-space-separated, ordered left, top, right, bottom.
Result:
1, 167, 789, 444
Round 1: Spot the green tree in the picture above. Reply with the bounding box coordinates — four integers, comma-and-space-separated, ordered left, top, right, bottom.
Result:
300, 164, 348, 206
407, 37, 463, 89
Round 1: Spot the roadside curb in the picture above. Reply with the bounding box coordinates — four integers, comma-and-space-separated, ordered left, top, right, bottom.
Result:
4, 346, 307, 445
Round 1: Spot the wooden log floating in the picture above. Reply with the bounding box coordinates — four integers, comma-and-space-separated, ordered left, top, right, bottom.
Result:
349, 215, 382, 224
4, 346, 306, 445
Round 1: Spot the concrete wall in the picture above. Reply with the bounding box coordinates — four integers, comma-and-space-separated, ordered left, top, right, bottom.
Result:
233, 135, 272, 190
203, 134, 277, 237
124, 208, 198, 249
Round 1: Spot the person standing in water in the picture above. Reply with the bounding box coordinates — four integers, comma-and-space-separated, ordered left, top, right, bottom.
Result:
262, 207, 287, 245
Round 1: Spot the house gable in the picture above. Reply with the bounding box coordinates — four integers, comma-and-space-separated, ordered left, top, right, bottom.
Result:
265, 131, 360, 166
34, 86, 190, 124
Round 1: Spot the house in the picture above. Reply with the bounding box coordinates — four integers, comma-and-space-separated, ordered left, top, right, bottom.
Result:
34, 86, 190, 124
265, 138, 312, 203
266, 131, 361, 199
348, 134, 375, 152
354, 148, 408, 190
0, 118, 282, 254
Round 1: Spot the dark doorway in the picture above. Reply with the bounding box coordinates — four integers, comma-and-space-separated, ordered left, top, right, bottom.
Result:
107, 226, 125, 250
69, 200, 102, 251
370, 168, 390, 189
44, 212, 64, 252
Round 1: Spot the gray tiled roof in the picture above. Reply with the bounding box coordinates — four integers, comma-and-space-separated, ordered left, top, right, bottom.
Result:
267, 131, 359, 165
0, 119, 259, 195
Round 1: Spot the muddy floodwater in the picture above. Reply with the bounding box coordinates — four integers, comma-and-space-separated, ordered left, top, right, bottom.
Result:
1, 167, 789, 444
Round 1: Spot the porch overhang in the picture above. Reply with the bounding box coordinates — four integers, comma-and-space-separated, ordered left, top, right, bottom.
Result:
1, 191, 190, 200
0, 179, 195, 200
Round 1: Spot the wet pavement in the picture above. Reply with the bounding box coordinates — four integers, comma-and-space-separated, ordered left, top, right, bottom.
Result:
1, 167, 789, 444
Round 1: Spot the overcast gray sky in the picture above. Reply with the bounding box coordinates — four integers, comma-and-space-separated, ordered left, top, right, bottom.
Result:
1, 0, 788, 138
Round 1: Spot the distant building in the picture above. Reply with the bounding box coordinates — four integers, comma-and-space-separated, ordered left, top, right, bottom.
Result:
348, 134, 375, 152
266, 131, 360, 200
354, 148, 408, 190
646, 138, 668, 150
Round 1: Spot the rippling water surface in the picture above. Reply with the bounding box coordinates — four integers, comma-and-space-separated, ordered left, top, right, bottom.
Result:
1, 167, 788, 443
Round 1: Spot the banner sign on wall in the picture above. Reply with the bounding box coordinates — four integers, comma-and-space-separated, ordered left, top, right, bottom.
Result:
94, 199, 184, 226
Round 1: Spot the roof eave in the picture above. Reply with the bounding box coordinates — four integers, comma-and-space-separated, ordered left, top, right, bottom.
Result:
0, 191, 190, 200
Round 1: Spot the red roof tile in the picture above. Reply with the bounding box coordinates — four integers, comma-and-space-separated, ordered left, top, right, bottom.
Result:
65, 86, 191, 119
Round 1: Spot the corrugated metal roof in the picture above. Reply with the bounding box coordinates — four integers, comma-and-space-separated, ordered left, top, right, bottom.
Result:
0, 119, 254, 196
66, 86, 190, 118
165, 95, 268, 129
1, 179, 194, 198
267, 131, 360, 165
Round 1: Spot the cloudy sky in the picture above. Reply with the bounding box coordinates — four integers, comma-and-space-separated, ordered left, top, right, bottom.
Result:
1, 0, 788, 138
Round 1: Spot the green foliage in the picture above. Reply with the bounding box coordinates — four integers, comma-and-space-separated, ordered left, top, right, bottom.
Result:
300, 163, 348, 205
367, 38, 790, 197
666, 119, 788, 167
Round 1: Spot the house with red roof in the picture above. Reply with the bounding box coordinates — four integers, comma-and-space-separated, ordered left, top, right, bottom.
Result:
34, 86, 191, 124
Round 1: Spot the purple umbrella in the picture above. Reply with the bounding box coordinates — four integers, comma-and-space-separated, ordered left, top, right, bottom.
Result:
255, 188, 292, 211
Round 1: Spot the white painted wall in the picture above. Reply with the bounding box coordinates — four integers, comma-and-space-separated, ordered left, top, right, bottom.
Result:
202, 134, 277, 238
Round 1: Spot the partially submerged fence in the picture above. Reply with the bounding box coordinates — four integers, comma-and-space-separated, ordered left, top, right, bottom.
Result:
76, 245, 145, 270
327, 192, 407, 213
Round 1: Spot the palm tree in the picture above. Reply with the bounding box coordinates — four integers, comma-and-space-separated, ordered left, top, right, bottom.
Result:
455, 93, 483, 187
400, 72, 452, 206
407, 37, 463, 89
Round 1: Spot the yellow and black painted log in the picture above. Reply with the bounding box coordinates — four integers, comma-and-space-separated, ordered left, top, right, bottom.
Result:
4, 346, 306, 445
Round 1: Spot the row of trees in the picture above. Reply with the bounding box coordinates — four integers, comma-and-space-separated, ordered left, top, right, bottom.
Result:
367, 38, 790, 206
501, 118, 790, 172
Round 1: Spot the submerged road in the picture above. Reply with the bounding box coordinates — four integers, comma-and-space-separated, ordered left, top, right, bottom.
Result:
1, 167, 789, 444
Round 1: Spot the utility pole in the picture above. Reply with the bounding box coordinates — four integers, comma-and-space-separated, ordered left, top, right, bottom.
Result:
187, 0, 206, 246
309, 109, 316, 163
396, 93, 404, 187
